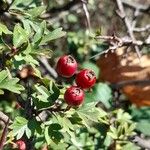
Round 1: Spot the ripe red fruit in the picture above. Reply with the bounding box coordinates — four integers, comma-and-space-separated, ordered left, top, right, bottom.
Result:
56, 55, 77, 78
64, 86, 84, 106
75, 69, 96, 89
16, 140, 26, 150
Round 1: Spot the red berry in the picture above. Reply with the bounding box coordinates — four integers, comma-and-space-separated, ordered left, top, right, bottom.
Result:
75, 69, 96, 89
16, 140, 26, 150
56, 55, 77, 78
64, 86, 84, 106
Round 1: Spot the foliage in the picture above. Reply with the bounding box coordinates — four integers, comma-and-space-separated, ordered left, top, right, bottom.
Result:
131, 106, 150, 136
0, 0, 149, 150
0, 70, 24, 94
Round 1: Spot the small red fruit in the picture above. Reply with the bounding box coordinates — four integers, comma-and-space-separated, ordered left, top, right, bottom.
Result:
16, 140, 26, 150
75, 69, 96, 89
56, 55, 77, 78
64, 86, 84, 106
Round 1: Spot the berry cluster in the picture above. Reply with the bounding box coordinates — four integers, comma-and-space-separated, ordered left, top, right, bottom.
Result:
56, 55, 96, 106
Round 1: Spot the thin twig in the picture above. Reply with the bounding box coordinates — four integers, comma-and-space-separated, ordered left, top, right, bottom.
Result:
133, 136, 150, 149
133, 24, 150, 32
0, 118, 9, 150
38, 101, 71, 114
122, 0, 150, 13
95, 35, 146, 46
81, 0, 91, 31
116, 0, 142, 59
91, 34, 147, 59
0, 111, 12, 124
39, 57, 58, 79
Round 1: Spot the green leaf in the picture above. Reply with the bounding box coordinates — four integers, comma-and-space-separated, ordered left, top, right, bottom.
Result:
0, 70, 8, 82
136, 120, 150, 136
131, 106, 150, 120
0, 70, 24, 94
48, 130, 63, 144
23, 43, 32, 55
13, 24, 29, 48
0, 23, 12, 35
85, 83, 112, 108
56, 115, 75, 138
117, 109, 132, 123
107, 126, 118, 139
14, 52, 39, 68
0, 38, 7, 52
25, 126, 32, 139
28, 118, 42, 136
33, 82, 60, 109
32, 96, 52, 110
44, 126, 51, 145
40, 28, 66, 45
35, 84, 50, 102
31, 48, 53, 58
11, 117, 42, 139
0, 89, 4, 94
10, 0, 34, 7
48, 142, 68, 150
24, 54, 39, 65
131, 106, 150, 136
10, 116, 28, 139
32, 21, 46, 44
27, 6, 46, 18
44, 123, 63, 145
49, 123, 62, 131
22, 19, 32, 36
25, 19, 40, 32
49, 81, 60, 102
103, 135, 112, 147
122, 142, 140, 150
76, 102, 107, 127
32, 66, 42, 78
69, 113, 82, 125
34, 82, 60, 103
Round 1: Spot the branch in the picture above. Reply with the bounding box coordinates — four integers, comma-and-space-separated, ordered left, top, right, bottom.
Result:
133, 136, 150, 149
39, 57, 58, 79
0, 118, 9, 150
38, 101, 71, 114
116, 0, 141, 58
95, 35, 147, 46
91, 34, 148, 59
0, 111, 12, 124
133, 24, 150, 32
81, 0, 91, 31
122, 0, 150, 13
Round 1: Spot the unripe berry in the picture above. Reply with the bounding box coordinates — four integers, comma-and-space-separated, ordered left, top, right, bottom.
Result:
75, 69, 96, 89
56, 55, 77, 78
64, 86, 84, 106
16, 140, 26, 150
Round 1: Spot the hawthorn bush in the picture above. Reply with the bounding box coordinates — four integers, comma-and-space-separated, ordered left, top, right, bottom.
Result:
0, 0, 149, 150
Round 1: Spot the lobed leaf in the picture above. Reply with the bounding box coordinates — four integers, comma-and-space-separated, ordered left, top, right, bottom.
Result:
0, 23, 12, 35
40, 28, 66, 45
0, 70, 24, 94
